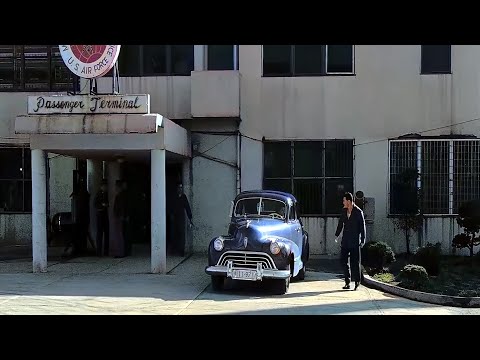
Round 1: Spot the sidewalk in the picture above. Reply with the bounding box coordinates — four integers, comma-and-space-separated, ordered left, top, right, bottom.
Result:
0, 244, 185, 274
0, 253, 210, 315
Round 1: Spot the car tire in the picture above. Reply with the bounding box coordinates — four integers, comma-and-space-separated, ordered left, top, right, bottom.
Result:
273, 264, 291, 295
273, 276, 290, 295
296, 264, 306, 281
211, 276, 225, 292
296, 241, 308, 281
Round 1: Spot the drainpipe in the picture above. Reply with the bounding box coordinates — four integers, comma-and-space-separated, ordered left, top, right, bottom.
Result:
233, 45, 238, 71
236, 130, 241, 194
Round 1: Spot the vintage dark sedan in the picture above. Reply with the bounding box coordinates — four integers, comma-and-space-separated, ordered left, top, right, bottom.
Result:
205, 190, 309, 294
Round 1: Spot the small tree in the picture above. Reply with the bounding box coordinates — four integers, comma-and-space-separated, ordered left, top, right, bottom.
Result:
453, 200, 480, 257
391, 168, 422, 256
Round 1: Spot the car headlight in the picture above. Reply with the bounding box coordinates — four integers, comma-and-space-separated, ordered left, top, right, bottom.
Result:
270, 241, 281, 255
213, 237, 224, 251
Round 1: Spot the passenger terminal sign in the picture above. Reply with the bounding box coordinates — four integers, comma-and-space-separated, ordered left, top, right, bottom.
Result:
59, 45, 121, 78
27, 94, 150, 115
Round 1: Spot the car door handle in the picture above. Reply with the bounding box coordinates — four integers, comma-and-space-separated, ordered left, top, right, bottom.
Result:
296, 227, 301, 232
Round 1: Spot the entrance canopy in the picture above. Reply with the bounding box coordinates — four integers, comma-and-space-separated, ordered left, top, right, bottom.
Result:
15, 113, 190, 160
15, 112, 191, 274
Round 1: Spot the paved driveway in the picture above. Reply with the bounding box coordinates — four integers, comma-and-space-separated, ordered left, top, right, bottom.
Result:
0, 254, 478, 315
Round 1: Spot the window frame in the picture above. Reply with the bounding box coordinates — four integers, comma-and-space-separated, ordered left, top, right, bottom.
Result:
263, 139, 355, 217
325, 45, 356, 75
420, 45, 452, 75
388, 138, 480, 216
262, 45, 355, 77
0, 146, 32, 214
112, 45, 194, 77
0, 45, 78, 93
206, 45, 239, 71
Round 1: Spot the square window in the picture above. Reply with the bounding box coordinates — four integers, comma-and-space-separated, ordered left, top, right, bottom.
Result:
208, 45, 234, 70
294, 45, 323, 75
421, 45, 451, 74
263, 45, 291, 76
327, 45, 354, 73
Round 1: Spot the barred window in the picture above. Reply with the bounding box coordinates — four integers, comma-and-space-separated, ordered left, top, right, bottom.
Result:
0, 45, 76, 92
263, 140, 354, 216
0, 147, 32, 213
389, 139, 480, 215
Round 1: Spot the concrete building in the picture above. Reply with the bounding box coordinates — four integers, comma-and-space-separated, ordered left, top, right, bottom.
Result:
1, 45, 479, 270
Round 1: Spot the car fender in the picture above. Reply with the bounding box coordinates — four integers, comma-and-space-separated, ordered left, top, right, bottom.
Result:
269, 236, 302, 277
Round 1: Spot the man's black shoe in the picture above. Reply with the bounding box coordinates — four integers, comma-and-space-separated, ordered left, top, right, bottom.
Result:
354, 281, 360, 290
342, 284, 350, 290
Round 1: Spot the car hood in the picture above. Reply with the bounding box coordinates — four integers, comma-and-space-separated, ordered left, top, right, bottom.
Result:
227, 218, 290, 249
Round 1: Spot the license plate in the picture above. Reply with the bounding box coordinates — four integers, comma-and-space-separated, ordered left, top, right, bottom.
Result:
231, 269, 258, 281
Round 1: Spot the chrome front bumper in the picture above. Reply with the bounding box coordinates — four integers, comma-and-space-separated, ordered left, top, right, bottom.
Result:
205, 261, 290, 281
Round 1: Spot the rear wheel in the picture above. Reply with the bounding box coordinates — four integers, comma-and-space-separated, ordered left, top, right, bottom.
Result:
296, 240, 309, 281
211, 276, 225, 291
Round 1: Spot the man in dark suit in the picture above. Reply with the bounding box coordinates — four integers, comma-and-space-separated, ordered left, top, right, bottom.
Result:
169, 183, 193, 257
335, 192, 366, 290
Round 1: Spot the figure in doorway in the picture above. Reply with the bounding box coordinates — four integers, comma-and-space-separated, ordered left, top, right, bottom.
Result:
168, 183, 193, 257
64, 177, 92, 257
94, 179, 109, 256
73, 180, 92, 255
113, 179, 131, 257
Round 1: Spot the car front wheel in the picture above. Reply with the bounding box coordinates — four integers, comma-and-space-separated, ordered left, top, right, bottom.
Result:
296, 264, 306, 281
273, 264, 291, 295
211, 276, 225, 292
272, 276, 290, 295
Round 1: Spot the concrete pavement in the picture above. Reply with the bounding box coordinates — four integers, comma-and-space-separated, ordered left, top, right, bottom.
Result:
0, 252, 478, 315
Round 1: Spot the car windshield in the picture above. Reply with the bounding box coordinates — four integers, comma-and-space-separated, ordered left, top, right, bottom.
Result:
234, 197, 287, 220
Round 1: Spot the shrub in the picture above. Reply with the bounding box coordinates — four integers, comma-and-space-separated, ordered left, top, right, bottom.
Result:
458, 289, 480, 297
373, 272, 395, 283
396, 264, 429, 290
362, 241, 396, 271
413, 242, 441, 276
453, 200, 480, 257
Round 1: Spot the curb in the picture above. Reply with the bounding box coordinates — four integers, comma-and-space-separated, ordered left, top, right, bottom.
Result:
363, 274, 480, 308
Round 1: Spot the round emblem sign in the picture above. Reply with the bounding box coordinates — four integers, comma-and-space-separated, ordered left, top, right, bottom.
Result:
59, 45, 121, 79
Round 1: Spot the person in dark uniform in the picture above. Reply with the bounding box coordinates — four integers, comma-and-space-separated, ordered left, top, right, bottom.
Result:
94, 179, 109, 256
64, 178, 90, 257
168, 183, 193, 256
113, 179, 130, 257
335, 192, 366, 290
73, 182, 91, 255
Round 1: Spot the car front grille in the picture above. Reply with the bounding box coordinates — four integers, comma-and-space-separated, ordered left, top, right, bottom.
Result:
217, 251, 277, 270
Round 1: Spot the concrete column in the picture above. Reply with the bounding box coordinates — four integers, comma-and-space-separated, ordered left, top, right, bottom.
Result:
182, 158, 193, 255
87, 159, 103, 243
151, 149, 166, 274
194, 45, 205, 71
32, 149, 47, 273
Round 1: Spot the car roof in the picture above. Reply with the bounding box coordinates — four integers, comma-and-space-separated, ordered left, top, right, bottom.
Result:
235, 190, 297, 203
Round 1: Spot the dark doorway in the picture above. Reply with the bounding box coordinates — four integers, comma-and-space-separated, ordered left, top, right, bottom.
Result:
121, 161, 185, 253
123, 162, 150, 245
